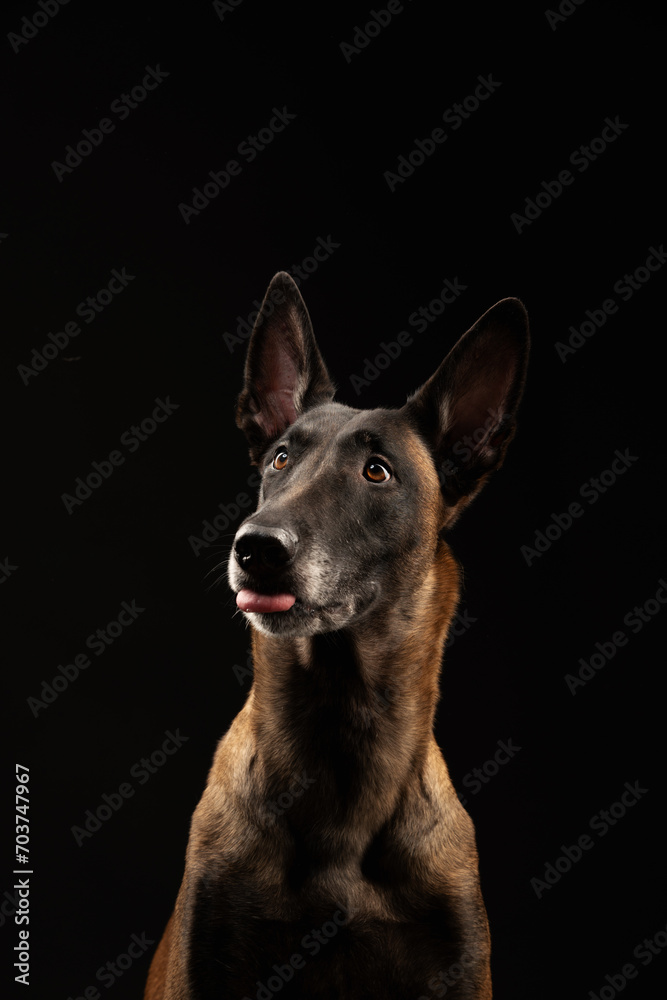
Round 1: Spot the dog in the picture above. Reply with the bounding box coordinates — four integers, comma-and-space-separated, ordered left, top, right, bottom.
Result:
145, 272, 529, 999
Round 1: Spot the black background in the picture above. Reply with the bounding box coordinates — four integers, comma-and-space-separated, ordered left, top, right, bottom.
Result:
3, 1, 665, 998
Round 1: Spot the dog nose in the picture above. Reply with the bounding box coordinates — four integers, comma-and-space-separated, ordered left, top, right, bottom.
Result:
233, 525, 298, 572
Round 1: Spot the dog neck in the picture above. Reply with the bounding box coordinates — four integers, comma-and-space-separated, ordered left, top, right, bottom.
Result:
244, 543, 461, 850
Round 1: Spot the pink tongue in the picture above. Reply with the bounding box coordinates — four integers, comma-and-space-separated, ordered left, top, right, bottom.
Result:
236, 589, 296, 613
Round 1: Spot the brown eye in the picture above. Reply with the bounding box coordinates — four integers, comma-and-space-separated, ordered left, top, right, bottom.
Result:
363, 460, 391, 483
273, 449, 288, 471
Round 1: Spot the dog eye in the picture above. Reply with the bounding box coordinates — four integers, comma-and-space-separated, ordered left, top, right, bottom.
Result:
272, 449, 289, 471
363, 460, 391, 483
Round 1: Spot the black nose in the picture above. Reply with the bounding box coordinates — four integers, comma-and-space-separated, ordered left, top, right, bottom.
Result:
233, 525, 298, 572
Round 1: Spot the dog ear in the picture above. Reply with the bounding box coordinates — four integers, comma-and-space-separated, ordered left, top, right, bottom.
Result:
404, 297, 529, 519
236, 272, 336, 463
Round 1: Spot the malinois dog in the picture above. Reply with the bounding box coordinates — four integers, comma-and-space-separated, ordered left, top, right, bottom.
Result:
145, 272, 529, 999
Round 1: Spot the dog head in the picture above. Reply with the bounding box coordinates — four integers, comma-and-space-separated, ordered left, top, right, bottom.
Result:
228, 272, 529, 638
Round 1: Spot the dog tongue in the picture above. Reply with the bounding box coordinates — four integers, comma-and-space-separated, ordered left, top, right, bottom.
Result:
236, 589, 296, 613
